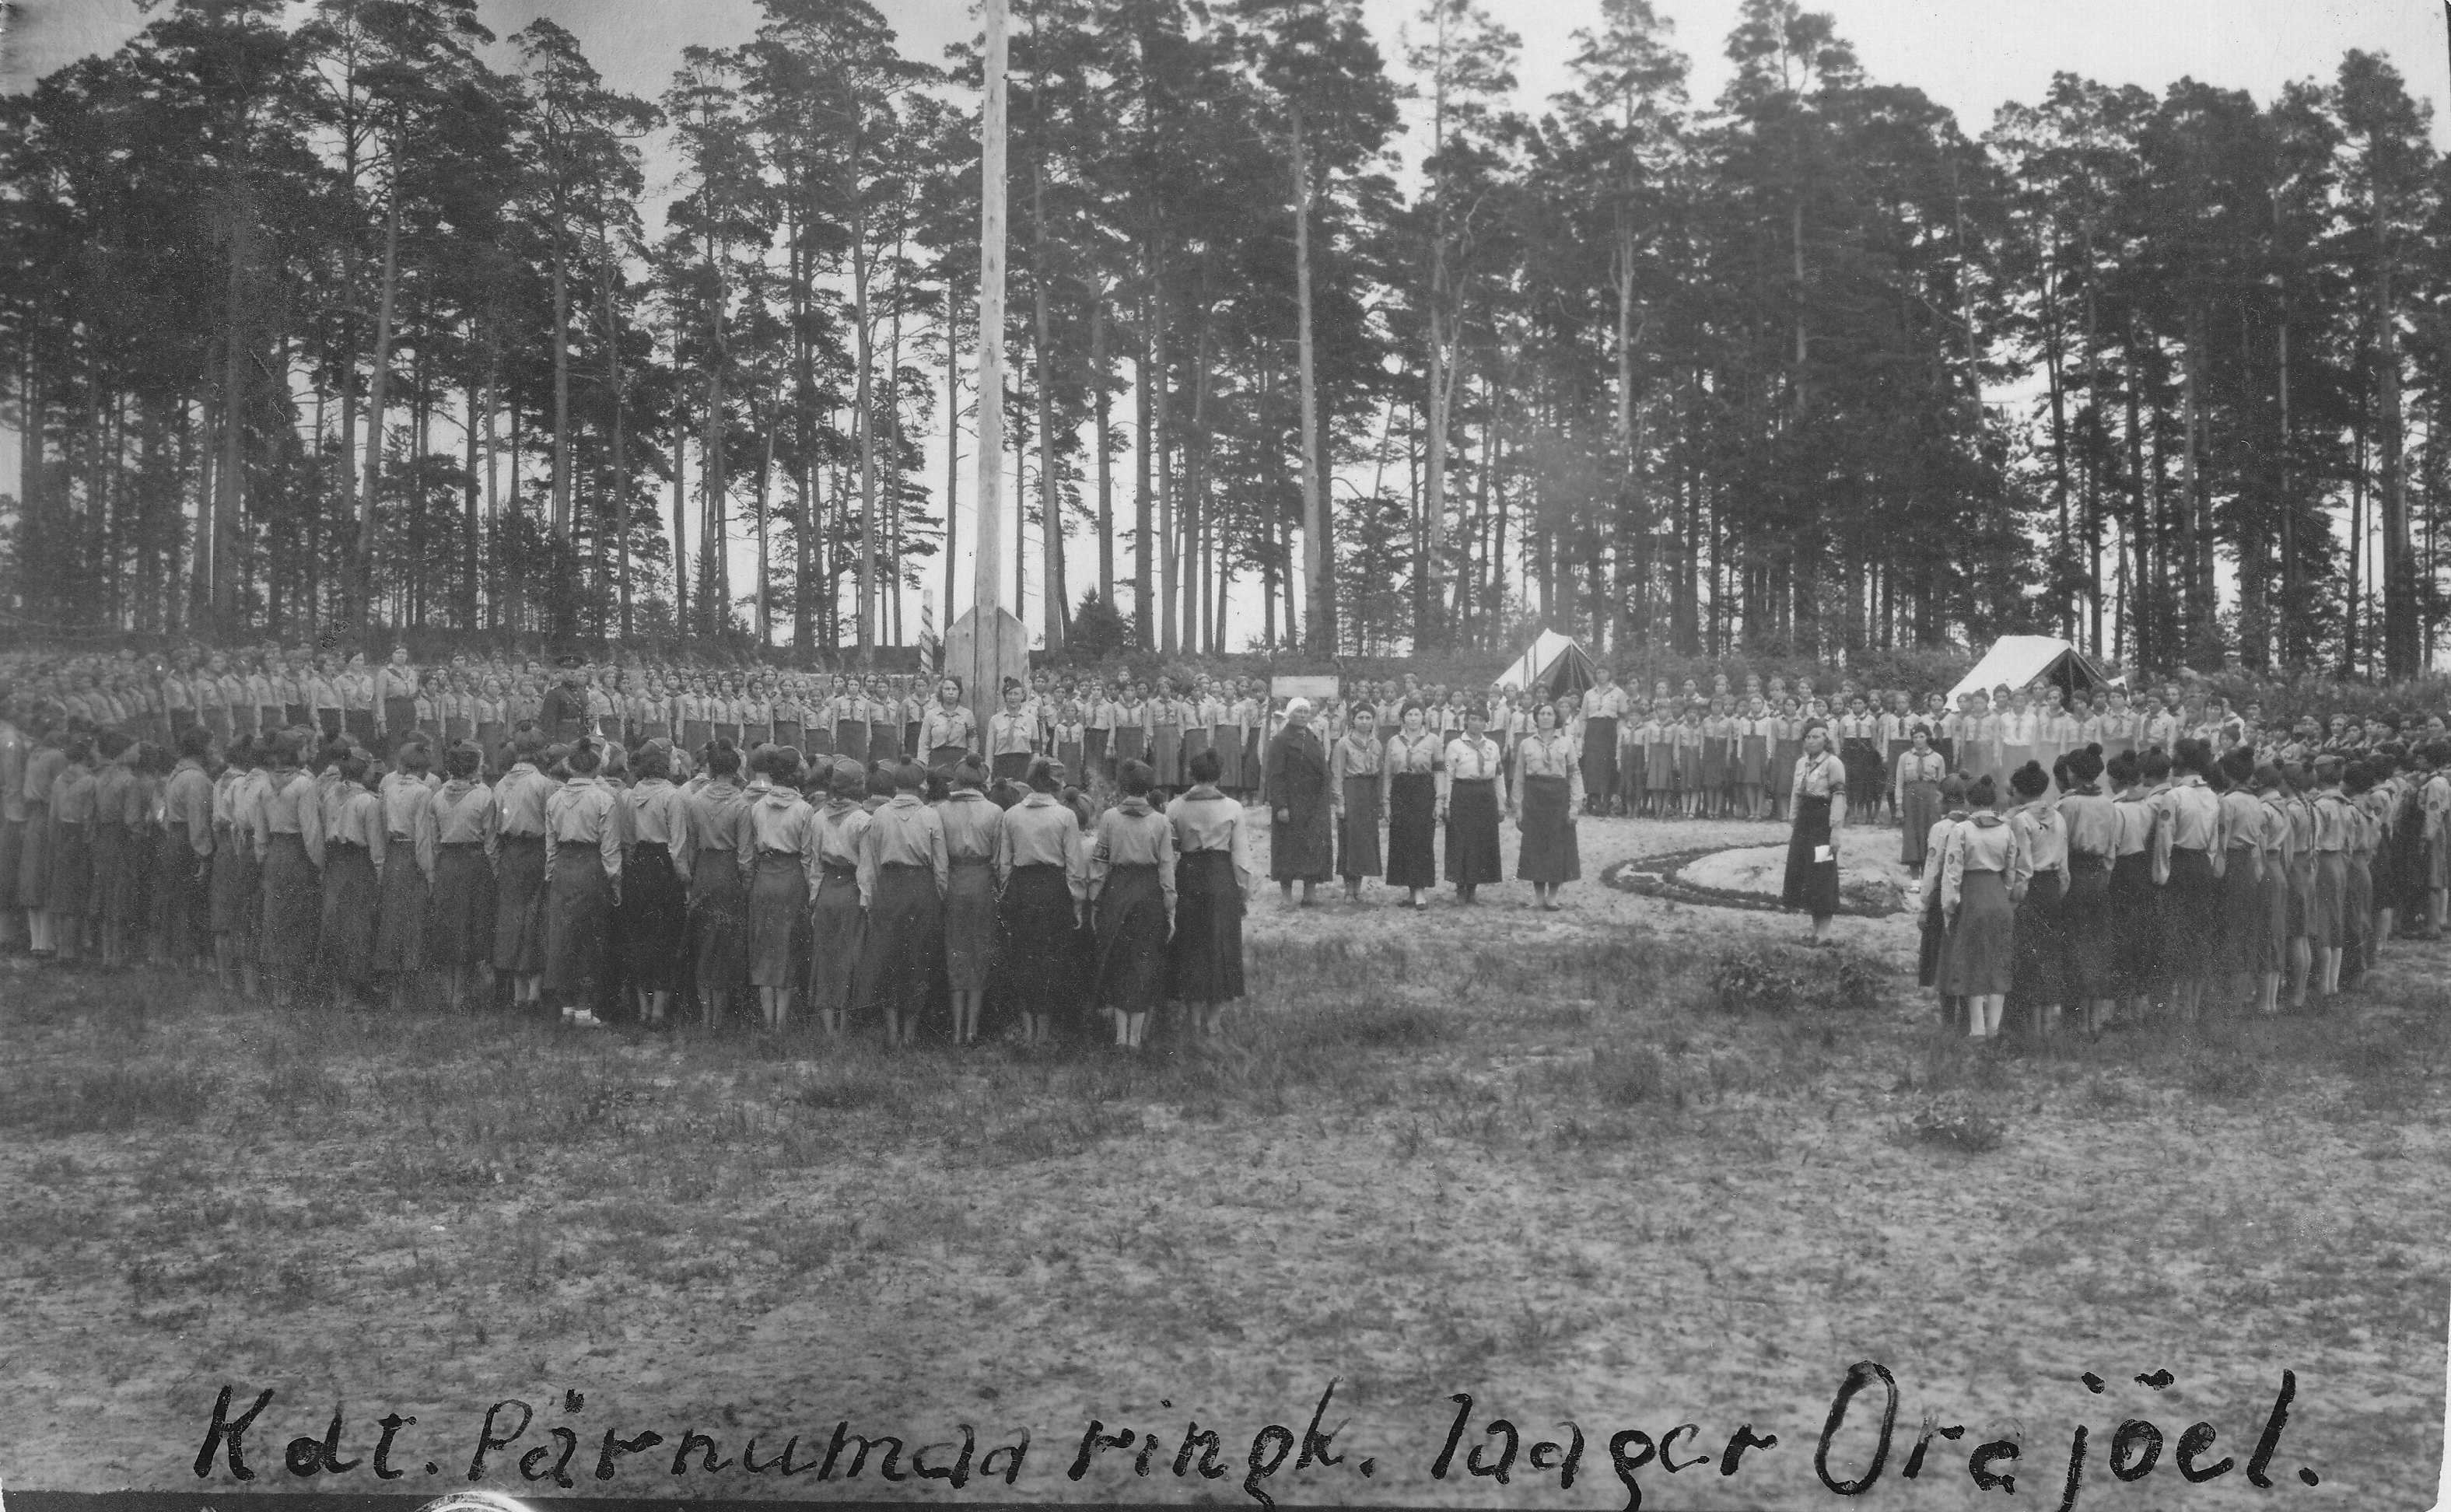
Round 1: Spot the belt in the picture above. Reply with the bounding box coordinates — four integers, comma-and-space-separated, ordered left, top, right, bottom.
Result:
501, 832, 544, 843
439, 840, 485, 849
821, 862, 857, 877
756, 847, 800, 860
1453, 776, 1495, 786
880, 860, 927, 872
387, 832, 412, 842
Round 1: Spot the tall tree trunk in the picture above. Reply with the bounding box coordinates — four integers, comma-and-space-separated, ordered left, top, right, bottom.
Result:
1153, 267, 1175, 655
2278, 293, 2295, 664
601, 249, 629, 642
853, 212, 877, 661
1290, 105, 1330, 655
1135, 288, 1154, 648
1032, 156, 1065, 652
944, 282, 960, 644
551, 217, 572, 635
354, 172, 401, 629
2376, 207, 2414, 675
1092, 294, 1112, 608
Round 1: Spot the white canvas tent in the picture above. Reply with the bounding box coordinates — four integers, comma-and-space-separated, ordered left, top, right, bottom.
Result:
1490, 630, 1595, 698
1946, 635, 2110, 706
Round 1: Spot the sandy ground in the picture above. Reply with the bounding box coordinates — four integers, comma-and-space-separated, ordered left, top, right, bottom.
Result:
3, 808, 2446, 1508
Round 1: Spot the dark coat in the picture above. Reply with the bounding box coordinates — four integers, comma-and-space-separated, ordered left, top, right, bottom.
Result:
1265, 724, 1333, 881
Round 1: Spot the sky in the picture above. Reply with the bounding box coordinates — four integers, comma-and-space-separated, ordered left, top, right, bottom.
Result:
5, 0, 2449, 649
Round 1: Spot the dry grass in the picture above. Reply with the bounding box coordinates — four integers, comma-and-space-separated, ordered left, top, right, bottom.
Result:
2, 811, 2446, 1504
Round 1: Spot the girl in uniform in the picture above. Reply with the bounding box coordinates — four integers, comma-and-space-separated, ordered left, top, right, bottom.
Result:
997, 758, 1089, 1048
1701, 696, 1735, 820
2106, 751, 2159, 1026
2252, 762, 2295, 1017
616, 741, 688, 1027
937, 757, 1003, 1046
739, 744, 809, 1031
1052, 702, 1087, 780
1513, 700, 1581, 910
923, 677, 979, 772
1384, 702, 1441, 909
372, 742, 435, 1013
542, 739, 621, 1028
1441, 705, 1507, 905
987, 679, 1037, 785
2005, 761, 2067, 1038
1940, 774, 2016, 1039
1895, 724, 1946, 868
859, 759, 949, 1048
1330, 704, 1385, 903
254, 732, 323, 1006
1090, 758, 1174, 1051
422, 742, 498, 1013
2308, 755, 2352, 1004
1150, 677, 1183, 789
1167, 746, 1252, 1039
1782, 723, 1850, 943
1917, 775, 1972, 1026
801, 758, 869, 1038
2214, 747, 2269, 1016
2152, 739, 2224, 1022
1738, 698, 1772, 821
319, 750, 384, 1010
2057, 746, 2119, 1038
45, 733, 99, 963
686, 741, 751, 1029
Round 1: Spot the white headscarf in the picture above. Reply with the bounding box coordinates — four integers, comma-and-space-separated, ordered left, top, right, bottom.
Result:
1285, 697, 1313, 719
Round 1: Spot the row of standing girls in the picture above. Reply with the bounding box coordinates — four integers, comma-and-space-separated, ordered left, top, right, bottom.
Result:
2, 695, 1264, 1051
1916, 735, 2449, 1041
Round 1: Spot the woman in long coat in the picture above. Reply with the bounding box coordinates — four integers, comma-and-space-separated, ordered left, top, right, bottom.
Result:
1781, 722, 1850, 943
1264, 698, 1333, 906
1329, 705, 1384, 903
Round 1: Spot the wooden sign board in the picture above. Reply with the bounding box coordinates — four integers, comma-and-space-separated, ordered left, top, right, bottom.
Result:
945, 606, 1031, 750
1271, 675, 1339, 702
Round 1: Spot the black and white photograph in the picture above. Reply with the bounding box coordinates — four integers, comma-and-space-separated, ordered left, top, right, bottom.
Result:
3, 0, 2451, 1503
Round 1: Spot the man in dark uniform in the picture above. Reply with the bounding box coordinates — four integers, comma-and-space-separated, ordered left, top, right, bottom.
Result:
541, 656, 590, 743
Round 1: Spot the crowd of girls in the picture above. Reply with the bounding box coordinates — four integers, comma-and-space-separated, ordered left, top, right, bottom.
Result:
1911, 736, 2450, 1041
0, 677, 1273, 1051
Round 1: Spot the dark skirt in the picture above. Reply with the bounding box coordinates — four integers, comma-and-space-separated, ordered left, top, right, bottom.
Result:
319, 841, 380, 995
834, 720, 867, 761
998, 863, 1080, 1020
944, 856, 997, 992
1918, 886, 1949, 990
1385, 772, 1437, 888
1152, 726, 1181, 785
1580, 719, 1619, 810
862, 862, 944, 1020
383, 697, 417, 747
2258, 850, 2292, 974
93, 821, 140, 926
2310, 850, 2346, 951
684, 719, 713, 754
615, 842, 685, 989
2163, 847, 2222, 978
1169, 849, 1245, 1003
2007, 869, 2066, 1008
48, 820, 93, 919
1781, 796, 1838, 915
426, 841, 496, 968
259, 831, 321, 972
2061, 856, 2116, 999
2347, 853, 2374, 959
15, 800, 49, 906
747, 852, 809, 988
1338, 774, 1384, 879
992, 751, 1032, 782
1940, 870, 2014, 996
345, 708, 375, 745
1516, 773, 1580, 884
492, 835, 549, 974
160, 834, 215, 959
774, 719, 803, 751
806, 723, 835, 758
1085, 726, 1111, 778
867, 723, 902, 767
370, 842, 429, 972
689, 848, 748, 996
2218, 846, 2265, 977
808, 863, 863, 1011
1703, 735, 1731, 791
1092, 863, 1168, 1013
1114, 725, 1147, 765
0, 816, 19, 912
542, 846, 613, 994
2109, 850, 2160, 995
930, 744, 972, 775
1444, 779, 1501, 886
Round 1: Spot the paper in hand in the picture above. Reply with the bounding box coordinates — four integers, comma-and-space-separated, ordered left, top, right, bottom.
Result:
1815, 845, 1833, 864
